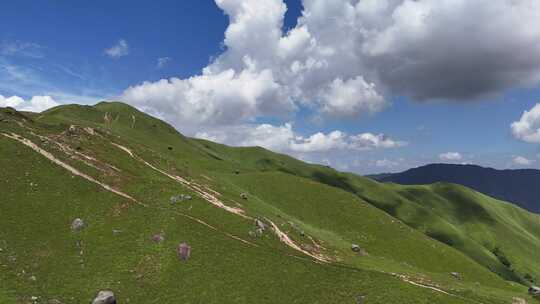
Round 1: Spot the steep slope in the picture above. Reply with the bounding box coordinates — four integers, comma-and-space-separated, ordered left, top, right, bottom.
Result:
372, 164, 540, 213
0, 103, 537, 303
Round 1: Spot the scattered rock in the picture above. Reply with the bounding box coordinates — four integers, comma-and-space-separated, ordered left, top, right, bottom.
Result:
151, 233, 165, 243
450, 272, 462, 280
255, 218, 267, 231
356, 295, 366, 304
92, 290, 116, 304
170, 194, 193, 204
177, 243, 191, 261
112, 229, 122, 236
351, 244, 368, 256
29, 275, 37, 281
68, 125, 77, 134
240, 193, 248, 200
31, 296, 39, 303
84, 127, 95, 135
512, 297, 527, 304
71, 218, 85, 232
529, 286, 540, 298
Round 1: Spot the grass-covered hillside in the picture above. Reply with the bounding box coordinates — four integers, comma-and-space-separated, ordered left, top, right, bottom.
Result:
1, 102, 539, 303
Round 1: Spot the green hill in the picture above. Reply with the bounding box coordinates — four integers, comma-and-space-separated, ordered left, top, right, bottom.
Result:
0, 102, 538, 303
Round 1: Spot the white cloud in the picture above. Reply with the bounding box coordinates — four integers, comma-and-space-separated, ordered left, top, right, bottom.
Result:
120, 0, 389, 130
195, 123, 405, 154
290, 130, 349, 152
0, 95, 24, 107
374, 158, 401, 168
350, 133, 406, 150
0, 95, 59, 112
320, 77, 388, 118
105, 39, 129, 58
512, 155, 535, 166
122, 57, 292, 130
511, 103, 540, 143
157, 57, 172, 69
439, 152, 463, 162
121, 0, 540, 134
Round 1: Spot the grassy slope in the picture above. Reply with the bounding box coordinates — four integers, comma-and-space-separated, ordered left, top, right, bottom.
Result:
0, 103, 537, 303
199, 137, 540, 283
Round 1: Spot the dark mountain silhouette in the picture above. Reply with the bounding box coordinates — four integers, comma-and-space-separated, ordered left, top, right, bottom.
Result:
374, 163, 540, 213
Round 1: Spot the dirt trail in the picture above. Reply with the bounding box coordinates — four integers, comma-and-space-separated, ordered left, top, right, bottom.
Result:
3, 128, 329, 263
110, 142, 332, 262
3, 131, 258, 247
2, 132, 144, 206
394, 274, 487, 304
267, 220, 329, 263
111, 142, 248, 217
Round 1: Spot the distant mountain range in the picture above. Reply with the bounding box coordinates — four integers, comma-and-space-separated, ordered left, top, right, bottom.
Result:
371, 164, 540, 213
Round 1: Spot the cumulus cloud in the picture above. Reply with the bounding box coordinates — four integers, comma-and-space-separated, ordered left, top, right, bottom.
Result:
0, 95, 24, 107
512, 156, 535, 166
105, 39, 129, 58
120, 0, 390, 129
511, 103, 540, 143
0, 95, 59, 112
121, 0, 540, 135
320, 77, 387, 118
195, 123, 405, 154
439, 152, 463, 162
359, 0, 540, 100
122, 57, 292, 129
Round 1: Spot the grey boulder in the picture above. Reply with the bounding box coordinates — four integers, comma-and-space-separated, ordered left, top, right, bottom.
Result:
92, 290, 116, 304
71, 218, 85, 232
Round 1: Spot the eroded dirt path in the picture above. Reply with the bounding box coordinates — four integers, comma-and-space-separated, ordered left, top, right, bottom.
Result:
3, 127, 333, 264
2, 132, 143, 206
394, 274, 487, 304
267, 220, 330, 263
110, 142, 331, 262
111, 142, 248, 217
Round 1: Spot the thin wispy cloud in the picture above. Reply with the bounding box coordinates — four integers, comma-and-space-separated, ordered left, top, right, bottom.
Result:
0, 41, 44, 58
157, 57, 172, 69
105, 39, 129, 58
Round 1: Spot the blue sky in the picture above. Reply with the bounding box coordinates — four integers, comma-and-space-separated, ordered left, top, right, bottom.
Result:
2, 0, 540, 174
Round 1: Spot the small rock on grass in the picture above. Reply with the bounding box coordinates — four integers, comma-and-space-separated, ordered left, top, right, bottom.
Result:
92, 290, 116, 304
71, 218, 85, 232
151, 233, 165, 243
177, 243, 191, 261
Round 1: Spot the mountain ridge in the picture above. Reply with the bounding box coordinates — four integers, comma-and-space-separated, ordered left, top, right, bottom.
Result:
372, 163, 540, 213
